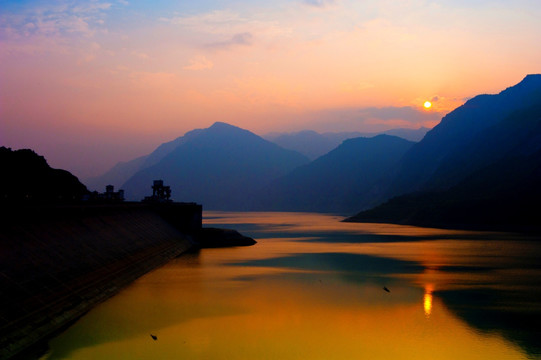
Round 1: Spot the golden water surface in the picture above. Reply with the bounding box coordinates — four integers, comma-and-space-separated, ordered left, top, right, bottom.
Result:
42, 212, 541, 359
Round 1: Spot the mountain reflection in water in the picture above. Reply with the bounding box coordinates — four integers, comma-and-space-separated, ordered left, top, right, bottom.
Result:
42, 212, 541, 360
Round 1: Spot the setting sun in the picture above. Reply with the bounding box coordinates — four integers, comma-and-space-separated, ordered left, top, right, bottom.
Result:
424, 101, 432, 109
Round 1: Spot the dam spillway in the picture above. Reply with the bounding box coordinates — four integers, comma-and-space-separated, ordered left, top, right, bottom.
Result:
0, 202, 202, 360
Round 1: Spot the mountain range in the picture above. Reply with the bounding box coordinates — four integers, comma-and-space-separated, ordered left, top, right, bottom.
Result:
84, 127, 206, 192
84, 74, 541, 229
384, 74, 541, 198
86, 126, 428, 192
263, 127, 428, 160
120, 122, 309, 210
251, 135, 414, 213
347, 74, 541, 230
88, 123, 421, 212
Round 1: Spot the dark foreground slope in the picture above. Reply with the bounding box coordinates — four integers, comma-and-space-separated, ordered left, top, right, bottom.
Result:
0, 147, 88, 203
0, 203, 200, 360
346, 147, 541, 232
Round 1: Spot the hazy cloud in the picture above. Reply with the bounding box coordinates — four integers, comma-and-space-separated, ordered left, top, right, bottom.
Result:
72, 2, 112, 14
183, 56, 214, 71
305, 106, 443, 132
205, 32, 253, 49
159, 9, 288, 41
359, 107, 441, 122
0, 1, 112, 39
160, 10, 244, 33
129, 71, 177, 87
131, 51, 149, 60
303, 0, 338, 8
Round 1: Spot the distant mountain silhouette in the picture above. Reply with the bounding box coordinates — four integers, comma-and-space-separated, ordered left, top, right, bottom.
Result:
0, 147, 88, 203
382, 127, 430, 142
121, 122, 309, 209
252, 135, 414, 213
348, 74, 541, 230
264, 127, 428, 160
85, 155, 147, 192
89, 123, 428, 208
85, 128, 205, 191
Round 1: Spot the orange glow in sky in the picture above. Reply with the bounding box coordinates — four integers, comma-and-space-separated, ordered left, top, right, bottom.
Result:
1, 1, 540, 178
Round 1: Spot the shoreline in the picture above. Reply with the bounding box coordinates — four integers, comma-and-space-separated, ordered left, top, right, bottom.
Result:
0, 203, 203, 359
343, 216, 541, 235
6, 239, 192, 360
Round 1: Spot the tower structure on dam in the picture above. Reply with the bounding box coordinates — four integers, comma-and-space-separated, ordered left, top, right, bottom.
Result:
143, 180, 172, 203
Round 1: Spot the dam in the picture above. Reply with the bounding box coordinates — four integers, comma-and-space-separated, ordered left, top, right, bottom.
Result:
0, 202, 202, 360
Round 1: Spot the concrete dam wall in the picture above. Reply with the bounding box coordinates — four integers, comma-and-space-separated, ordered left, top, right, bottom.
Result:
0, 203, 202, 360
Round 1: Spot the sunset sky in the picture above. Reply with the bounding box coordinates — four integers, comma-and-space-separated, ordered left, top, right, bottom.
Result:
1, 0, 540, 179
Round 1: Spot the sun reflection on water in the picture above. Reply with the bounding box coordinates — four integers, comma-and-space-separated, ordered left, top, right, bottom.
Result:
424, 284, 434, 318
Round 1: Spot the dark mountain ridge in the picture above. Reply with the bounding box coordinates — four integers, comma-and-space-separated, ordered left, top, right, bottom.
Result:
386, 74, 541, 198
251, 135, 414, 213
347, 146, 541, 231
348, 75, 541, 231
425, 101, 541, 190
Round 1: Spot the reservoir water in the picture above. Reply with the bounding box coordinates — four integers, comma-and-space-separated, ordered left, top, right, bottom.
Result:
41, 212, 541, 359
